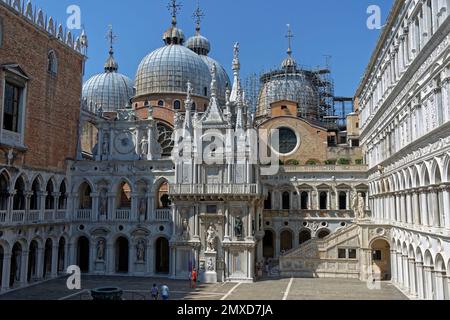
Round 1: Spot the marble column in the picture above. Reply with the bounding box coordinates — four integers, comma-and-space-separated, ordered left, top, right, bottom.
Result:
412, 191, 420, 225
419, 189, 429, 226
106, 244, 114, 274
441, 185, 450, 230
424, 266, 434, 300
36, 248, 44, 281
429, 187, 439, 227
19, 249, 29, 286
434, 271, 445, 300
91, 193, 99, 221
416, 262, 425, 300
390, 250, 398, 284
51, 244, 58, 278
408, 258, 417, 296
1, 253, 11, 292
406, 192, 413, 224
402, 255, 410, 291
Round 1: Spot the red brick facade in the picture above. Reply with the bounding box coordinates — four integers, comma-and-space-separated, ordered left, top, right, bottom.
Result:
0, 5, 84, 173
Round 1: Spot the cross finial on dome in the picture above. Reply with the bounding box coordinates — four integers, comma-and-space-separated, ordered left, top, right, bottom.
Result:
104, 25, 119, 72
286, 24, 294, 57
193, 0, 204, 34
168, 0, 182, 26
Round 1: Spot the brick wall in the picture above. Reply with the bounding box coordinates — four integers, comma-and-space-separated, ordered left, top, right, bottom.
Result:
0, 6, 84, 172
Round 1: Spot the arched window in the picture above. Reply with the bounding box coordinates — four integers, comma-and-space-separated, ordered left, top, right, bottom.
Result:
78, 182, 92, 209
0, 172, 9, 211
192, 102, 197, 111
319, 192, 328, 210
58, 182, 67, 210
0, 17, 3, 48
157, 181, 170, 209
158, 100, 164, 107
173, 100, 181, 110
45, 181, 54, 210
30, 179, 41, 211
264, 192, 272, 210
117, 182, 132, 209
47, 50, 58, 75
282, 191, 290, 210
339, 192, 347, 210
13, 177, 26, 211
301, 192, 309, 210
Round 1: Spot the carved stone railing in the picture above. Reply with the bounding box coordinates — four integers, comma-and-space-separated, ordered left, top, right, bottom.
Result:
155, 209, 171, 222
11, 210, 25, 223
263, 210, 355, 219
76, 209, 92, 221
115, 209, 131, 221
27, 210, 40, 222
170, 184, 259, 196
56, 210, 66, 220
0, 210, 7, 223
281, 165, 368, 172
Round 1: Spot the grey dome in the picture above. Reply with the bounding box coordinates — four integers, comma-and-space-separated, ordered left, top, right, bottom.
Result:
186, 34, 211, 56
199, 55, 230, 105
135, 44, 212, 98
83, 70, 134, 113
257, 69, 319, 121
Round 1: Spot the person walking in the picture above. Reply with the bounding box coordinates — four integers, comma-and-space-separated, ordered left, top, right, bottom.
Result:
191, 268, 198, 289
151, 283, 159, 300
161, 284, 170, 301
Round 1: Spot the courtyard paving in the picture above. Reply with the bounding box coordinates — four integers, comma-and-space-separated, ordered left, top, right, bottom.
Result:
0, 276, 407, 300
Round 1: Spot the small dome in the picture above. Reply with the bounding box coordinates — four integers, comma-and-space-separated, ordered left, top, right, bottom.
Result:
163, 26, 185, 45
186, 34, 211, 56
83, 72, 134, 112
281, 56, 297, 70
199, 55, 230, 105
135, 44, 212, 98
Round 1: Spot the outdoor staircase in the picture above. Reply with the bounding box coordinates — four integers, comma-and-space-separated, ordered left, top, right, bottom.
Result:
279, 224, 361, 278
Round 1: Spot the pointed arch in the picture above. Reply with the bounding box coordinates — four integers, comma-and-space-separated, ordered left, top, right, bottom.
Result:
0, 170, 10, 211
45, 179, 56, 210
78, 181, 93, 209
13, 175, 26, 211
58, 180, 68, 210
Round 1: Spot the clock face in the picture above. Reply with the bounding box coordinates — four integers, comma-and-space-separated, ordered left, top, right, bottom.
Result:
114, 132, 135, 154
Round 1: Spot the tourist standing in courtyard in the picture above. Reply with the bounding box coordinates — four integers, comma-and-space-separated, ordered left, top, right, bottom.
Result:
161, 285, 170, 300
191, 268, 198, 289
151, 284, 159, 300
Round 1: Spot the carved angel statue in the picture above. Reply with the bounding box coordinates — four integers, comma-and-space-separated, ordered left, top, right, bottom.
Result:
206, 225, 216, 252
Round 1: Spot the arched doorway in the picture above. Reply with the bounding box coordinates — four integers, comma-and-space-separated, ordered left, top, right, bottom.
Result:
0, 172, 9, 211
116, 237, 129, 273
280, 230, 293, 253
263, 230, 274, 258
77, 237, 90, 273
10, 242, 22, 287
371, 239, 391, 281
27, 241, 38, 282
155, 237, 169, 274
79, 182, 92, 209
57, 238, 65, 273
299, 229, 312, 245
157, 182, 171, 209
317, 229, 331, 239
43, 239, 52, 278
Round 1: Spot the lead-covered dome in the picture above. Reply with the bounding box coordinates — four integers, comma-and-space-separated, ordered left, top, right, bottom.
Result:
82, 49, 134, 112
135, 44, 212, 98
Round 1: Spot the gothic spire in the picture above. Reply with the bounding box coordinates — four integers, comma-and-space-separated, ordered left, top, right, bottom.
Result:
230, 42, 241, 103
193, 0, 204, 35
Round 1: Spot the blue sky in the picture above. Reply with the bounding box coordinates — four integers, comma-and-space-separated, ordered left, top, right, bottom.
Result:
36, 0, 393, 97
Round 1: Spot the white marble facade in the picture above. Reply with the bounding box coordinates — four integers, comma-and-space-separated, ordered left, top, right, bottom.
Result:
358, 0, 450, 299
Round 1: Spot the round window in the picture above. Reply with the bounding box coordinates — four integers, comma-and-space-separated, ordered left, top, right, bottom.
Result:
273, 127, 298, 155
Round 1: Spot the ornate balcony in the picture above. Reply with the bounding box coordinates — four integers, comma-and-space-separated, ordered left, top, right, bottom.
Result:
115, 209, 131, 221
155, 209, 171, 222
170, 184, 259, 196
76, 209, 92, 221
263, 210, 356, 220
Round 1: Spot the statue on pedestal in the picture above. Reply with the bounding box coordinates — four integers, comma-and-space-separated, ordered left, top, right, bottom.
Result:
206, 225, 216, 252
352, 192, 366, 220
180, 218, 190, 241
234, 216, 244, 239
140, 135, 149, 159
136, 240, 145, 262
97, 239, 105, 261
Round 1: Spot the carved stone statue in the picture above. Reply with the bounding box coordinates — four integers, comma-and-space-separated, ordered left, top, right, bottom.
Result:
99, 194, 108, 216
180, 218, 190, 240
140, 135, 149, 158
97, 239, 105, 261
234, 216, 244, 238
102, 133, 110, 156
136, 240, 145, 262
206, 225, 216, 252
352, 192, 366, 219
139, 198, 147, 220
207, 258, 215, 272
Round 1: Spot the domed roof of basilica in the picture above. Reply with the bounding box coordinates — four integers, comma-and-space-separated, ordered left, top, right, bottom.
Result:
82, 47, 134, 113
134, 14, 213, 99
256, 26, 321, 122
